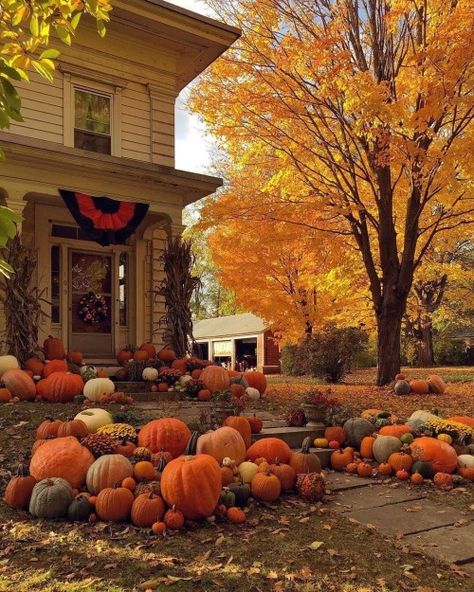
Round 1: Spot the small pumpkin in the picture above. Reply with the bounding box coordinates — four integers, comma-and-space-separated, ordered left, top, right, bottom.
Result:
122, 477, 136, 491
95, 485, 134, 522
43, 335, 66, 360
330, 448, 353, 471
343, 418, 375, 448
142, 367, 159, 382
411, 472, 424, 485
433, 472, 453, 488
74, 408, 113, 433
379, 424, 412, 439
139, 343, 156, 359
409, 380, 430, 395
131, 493, 165, 527
83, 378, 115, 402
138, 418, 191, 458
228, 482, 251, 507
133, 461, 157, 482
223, 415, 252, 448
163, 505, 185, 529
67, 496, 94, 521
357, 462, 373, 477
372, 435, 402, 463
198, 389, 212, 401
29, 477, 73, 518
270, 458, 296, 491
220, 488, 236, 508
360, 436, 375, 459
394, 380, 411, 395
238, 461, 259, 484
2, 368, 36, 400
200, 366, 230, 393
437, 434, 453, 445
243, 371, 267, 395
151, 521, 167, 535
4, 464, 36, 510
289, 437, 321, 474
117, 348, 134, 366
0, 355, 20, 377
411, 460, 435, 479
194, 427, 247, 465
36, 418, 63, 440
388, 452, 413, 473
427, 375, 446, 395
377, 463, 392, 476
86, 454, 134, 495
396, 469, 410, 480
25, 356, 45, 376
227, 506, 246, 524
313, 438, 328, 448
251, 471, 281, 502
43, 359, 68, 378
57, 419, 89, 439
221, 466, 234, 486
324, 426, 345, 445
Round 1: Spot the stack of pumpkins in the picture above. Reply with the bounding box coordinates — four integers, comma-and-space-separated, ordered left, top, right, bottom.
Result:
3, 410, 326, 534
116, 344, 269, 403
317, 408, 474, 487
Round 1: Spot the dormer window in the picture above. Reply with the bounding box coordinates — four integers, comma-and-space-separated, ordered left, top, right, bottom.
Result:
74, 88, 111, 154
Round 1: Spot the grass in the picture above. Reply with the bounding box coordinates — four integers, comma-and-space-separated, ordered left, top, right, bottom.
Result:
0, 368, 473, 591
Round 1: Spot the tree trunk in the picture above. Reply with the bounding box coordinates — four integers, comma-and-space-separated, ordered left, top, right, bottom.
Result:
376, 297, 406, 385
416, 322, 434, 367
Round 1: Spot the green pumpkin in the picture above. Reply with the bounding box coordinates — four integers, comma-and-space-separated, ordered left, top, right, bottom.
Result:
228, 482, 250, 507
400, 433, 414, 445
372, 435, 402, 463
67, 496, 94, 521
219, 488, 236, 508
394, 380, 411, 395
343, 418, 375, 448
29, 478, 73, 518
411, 461, 435, 479
375, 417, 390, 428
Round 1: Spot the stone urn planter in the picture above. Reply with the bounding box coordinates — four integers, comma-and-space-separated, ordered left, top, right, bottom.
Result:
302, 404, 326, 426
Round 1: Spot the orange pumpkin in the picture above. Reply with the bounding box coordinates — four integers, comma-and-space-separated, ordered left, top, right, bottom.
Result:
37, 372, 84, 403
223, 416, 252, 448
4, 464, 36, 509
411, 472, 424, 485
251, 471, 281, 502
163, 505, 185, 529
57, 419, 89, 439
387, 452, 413, 473
458, 467, 474, 481
25, 356, 44, 376
139, 343, 156, 359
247, 414, 263, 434
35, 418, 63, 440
194, 427, 247, 465
157, 348, 177, 363
200, 365, 230, 393
395, 373, 405, 381
357, 462, 373, 477
227, 506, 246, 524
43, 359, 68, 378
138, 418, 191, 457
95, 485, 134, 522
447, 416, 474, 428
409, 380, 430, 395
221, 466, 234, 486
324, 426, 345, 445
2, 369, 36, 400
0, 387, 11, 403
330, 448, 353, 471
191, 369, 202, 380
246, 437, 291, 464
396, 469, 410, 480
131, 492, 165, 527
30, 436, 94, 488
427, 374, 446, 395
86, 454, 134, 495
230, 383, 246, 398
360, 436, 375, 459
43, 335, 65, 360
198, 389, 212, 401
133, 350, 150, 362
243, 371, 267, 395
377, 462, 392, 476
121, 477, 136, 491
346, 461, 358, 474
67, 351, 83, 365
433, 472, 454, 488
170, 358, 188, 373
133, 461, 157, 482
270, 458, 296, 491
410, 437, 457, 474
115, 439, 136, 458
151, 521, 167, 535
160, 454, 221, 520
117, 348, 134, 366
289, 437, 321, 474
379, 424, 412, 439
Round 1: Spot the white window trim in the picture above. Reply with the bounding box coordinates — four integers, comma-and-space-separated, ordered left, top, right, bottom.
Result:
63, 73, 122, 157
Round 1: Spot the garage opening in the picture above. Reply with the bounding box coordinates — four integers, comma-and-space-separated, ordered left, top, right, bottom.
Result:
235, 337, 257, 371
194, 342, 209, 360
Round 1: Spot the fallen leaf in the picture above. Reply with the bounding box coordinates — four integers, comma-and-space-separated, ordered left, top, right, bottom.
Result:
308, 541, 324, 550
267, 571, 278, 579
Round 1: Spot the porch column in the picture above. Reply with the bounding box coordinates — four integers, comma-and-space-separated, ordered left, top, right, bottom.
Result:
4, 188, 27, 232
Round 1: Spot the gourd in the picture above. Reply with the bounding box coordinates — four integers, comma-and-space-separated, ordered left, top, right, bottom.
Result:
160, 453, 221, 520
138, 418, 191, 457
142, 368, 159, 382
200, 366, 230, 393
372, 436, 402, 463
4, 464, 36, 510
0, 355, 19, 377
83, 378, 115, 402
30, 436, 94, 488
394, 380, 411, 395
86, 454, 134, 495
243, 371, 267, 395
246, 437, 291, 464
29, 478, 73, 518
74, 408, 113, 433
194, 427, 247, 465
343, 418, 375, 448
238, 461, 259, 484
223, 416, 252, 448
2, 369, 36, 400
67, 496, 94, 521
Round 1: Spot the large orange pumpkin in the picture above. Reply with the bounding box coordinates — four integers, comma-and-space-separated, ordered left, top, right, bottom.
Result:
30, 436, 94, 488
244, 371, 267, 395
379, 424, 412, 439
409, 380, 430, 395
246, 437, 291, 464
410, 437, 457, 474
223, 416, 252, 448
200, 366, 230, 393
137, 418, 191, 457
43, 335, 66, 360
36, 372, 84, 403
160, 454, 221, 520
43, 359, 68, 378
195, 427, 247, 465
2, 368, 36, 400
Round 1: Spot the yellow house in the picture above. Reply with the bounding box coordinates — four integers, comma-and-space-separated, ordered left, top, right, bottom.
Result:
0, 0, 239, 362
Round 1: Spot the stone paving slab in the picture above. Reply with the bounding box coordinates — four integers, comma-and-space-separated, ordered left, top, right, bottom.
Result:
330, 484, 426, 512
324, 473, 375, 491
405, 523, 474, 565
345, 500, 466, 536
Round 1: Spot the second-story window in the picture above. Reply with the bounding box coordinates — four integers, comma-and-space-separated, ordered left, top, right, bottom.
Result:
74, 88, 111, 154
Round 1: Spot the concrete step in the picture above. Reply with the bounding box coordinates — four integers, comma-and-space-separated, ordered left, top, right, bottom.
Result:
115, 381, 149, 393
130, 391, 184, 402
251, 424, 325, 448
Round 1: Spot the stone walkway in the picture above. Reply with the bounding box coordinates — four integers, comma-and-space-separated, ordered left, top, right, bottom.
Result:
325, 473, 474, 577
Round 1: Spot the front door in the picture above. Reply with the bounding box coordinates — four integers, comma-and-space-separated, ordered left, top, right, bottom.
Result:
69, 249, 114, 357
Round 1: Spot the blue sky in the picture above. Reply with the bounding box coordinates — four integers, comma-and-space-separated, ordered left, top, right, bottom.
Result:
172, 0, 216, 174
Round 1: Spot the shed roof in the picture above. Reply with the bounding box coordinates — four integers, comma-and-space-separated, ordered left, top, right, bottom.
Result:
194, 313, 267, 339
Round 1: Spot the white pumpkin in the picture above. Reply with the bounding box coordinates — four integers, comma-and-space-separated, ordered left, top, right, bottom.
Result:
408, 410, 437, 423
142, 367, 159, 382
457, 454, 474, 469
83, 378, 115, 402
246, 387, 260, 400
74, 408, 113, 433
80, 365, 97, 377
0, 355, 19, 377
238, 461, 259, 483
179, 374, 193, 386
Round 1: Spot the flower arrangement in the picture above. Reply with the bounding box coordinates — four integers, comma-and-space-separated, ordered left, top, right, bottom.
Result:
185, 357, 211, 372
184, 379, 205, 398
158, 367, 182, 386
303, 388, 340, 411
213, 389, 246, 414
77, 291, 108, 325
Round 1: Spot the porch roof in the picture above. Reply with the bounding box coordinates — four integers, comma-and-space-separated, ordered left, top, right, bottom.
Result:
194, 313, 267, 340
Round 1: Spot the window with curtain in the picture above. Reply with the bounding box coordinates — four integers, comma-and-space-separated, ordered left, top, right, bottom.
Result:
74, 88, 111, 154
213, 340, 232, 357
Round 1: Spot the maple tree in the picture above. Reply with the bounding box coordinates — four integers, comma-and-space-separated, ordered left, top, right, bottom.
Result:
192, 0, 474, 384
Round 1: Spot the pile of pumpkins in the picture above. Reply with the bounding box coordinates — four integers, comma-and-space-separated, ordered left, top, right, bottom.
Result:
314, 408, 474, 487
3, 409, 326, 534
393, 373, 446, 396
0, 336, 268, 405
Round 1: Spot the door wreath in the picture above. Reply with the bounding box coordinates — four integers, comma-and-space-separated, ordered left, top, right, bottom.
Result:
78, 292, 108, 325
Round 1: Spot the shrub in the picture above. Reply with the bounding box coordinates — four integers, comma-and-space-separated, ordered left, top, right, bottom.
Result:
281, 344, 303, 375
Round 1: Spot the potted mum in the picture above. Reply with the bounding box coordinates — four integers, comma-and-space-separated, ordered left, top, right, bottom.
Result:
302, 388, 340, 426
212, 389, 246, 423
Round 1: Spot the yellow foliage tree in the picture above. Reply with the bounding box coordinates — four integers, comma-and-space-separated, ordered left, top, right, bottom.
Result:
192, 0, 474, 384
